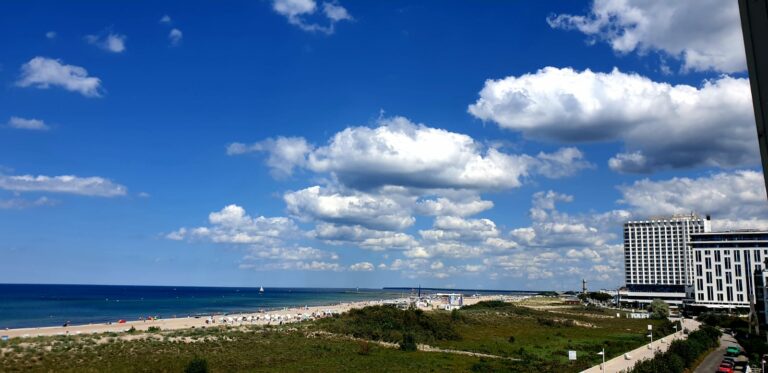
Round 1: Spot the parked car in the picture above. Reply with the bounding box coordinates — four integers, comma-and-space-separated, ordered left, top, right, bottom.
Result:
716, 365, 733, 373
725, 346, 741, 356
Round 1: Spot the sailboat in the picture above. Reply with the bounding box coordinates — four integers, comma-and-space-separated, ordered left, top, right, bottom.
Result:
259, 286, 264, 294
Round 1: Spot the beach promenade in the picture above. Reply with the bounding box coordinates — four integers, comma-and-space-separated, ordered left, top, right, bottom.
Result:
581, 318, 701, 373
1, 295, 499, 339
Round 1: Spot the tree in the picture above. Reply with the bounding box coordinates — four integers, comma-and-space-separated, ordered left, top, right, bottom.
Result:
588, 292, 613, 302
648, 299, 670, 319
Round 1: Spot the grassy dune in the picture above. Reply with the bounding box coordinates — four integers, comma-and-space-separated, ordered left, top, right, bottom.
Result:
0, 298, 676, 372
0, 327, 484, 372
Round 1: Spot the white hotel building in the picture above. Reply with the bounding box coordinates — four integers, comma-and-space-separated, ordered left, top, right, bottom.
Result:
620, 214, 711, 307
690, 231, 768, 310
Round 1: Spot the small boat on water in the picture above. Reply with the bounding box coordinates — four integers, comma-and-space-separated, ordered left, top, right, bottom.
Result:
259, 286, 264, 293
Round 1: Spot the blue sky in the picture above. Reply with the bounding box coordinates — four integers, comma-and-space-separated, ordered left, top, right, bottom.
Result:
0, 0, 763, 290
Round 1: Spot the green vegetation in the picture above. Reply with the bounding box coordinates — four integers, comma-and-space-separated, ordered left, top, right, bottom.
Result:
0, 327, 486, 372
185, 356, 209, 373
628, 325, 721, 373
698, 312, 764, 361
647, 299, 670, 319
315, 305, 461, 344
0, 299, 681, 372
461, 300, 511, 310
399, 333, 417, 351
578, 292, 613, 302
426, 301, 677, 372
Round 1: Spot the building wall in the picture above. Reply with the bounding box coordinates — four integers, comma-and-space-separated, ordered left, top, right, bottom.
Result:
755, 269, 768, 327
624, 215, 711, 293
691, 232, 768, 309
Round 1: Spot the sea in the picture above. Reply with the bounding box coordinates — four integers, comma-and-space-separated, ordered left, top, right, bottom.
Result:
0, 284, 408, 329
0, 284, 537, 329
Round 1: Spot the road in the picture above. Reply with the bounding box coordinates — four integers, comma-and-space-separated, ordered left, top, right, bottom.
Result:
694, 333, 747, 373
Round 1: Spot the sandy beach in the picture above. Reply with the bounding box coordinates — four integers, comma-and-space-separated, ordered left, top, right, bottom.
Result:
1, 295, 502, 339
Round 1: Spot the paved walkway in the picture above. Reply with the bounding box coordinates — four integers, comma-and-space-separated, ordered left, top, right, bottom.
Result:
582, 318, 701, 373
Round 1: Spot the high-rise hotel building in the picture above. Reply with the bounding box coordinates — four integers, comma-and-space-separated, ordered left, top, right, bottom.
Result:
620, 214, 711, 307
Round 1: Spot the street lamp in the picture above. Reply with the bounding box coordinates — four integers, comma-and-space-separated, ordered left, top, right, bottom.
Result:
597, 348, 605, 372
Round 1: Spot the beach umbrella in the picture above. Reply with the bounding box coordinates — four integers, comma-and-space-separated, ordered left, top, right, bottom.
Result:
118, 320, 126, 324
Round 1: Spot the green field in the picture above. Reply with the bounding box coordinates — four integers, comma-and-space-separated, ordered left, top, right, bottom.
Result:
0, 299, 676, 372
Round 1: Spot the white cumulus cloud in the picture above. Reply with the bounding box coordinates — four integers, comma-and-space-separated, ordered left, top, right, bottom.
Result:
7, 117, 50, 131
300, 117, 589, 190
0, 197, 56, 209
349, 262, 374, 271
169, 29, 183, 46
86, 32, 127, 53
272, 0, 352, 34
246, 246, 337, 261
168, 204, 298, 245
285, 186, 415, 231
16, 57, 103, 97
469, 67, 756, 173
0, 174, 126, 197
415, 196, 494, 217
618, 170, 768, 230
547, 0, 745, 73
311, 223, 417, 251
228, 137, 312, 178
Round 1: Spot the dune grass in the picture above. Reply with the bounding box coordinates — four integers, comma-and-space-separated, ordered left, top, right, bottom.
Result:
0, 326, 486, 372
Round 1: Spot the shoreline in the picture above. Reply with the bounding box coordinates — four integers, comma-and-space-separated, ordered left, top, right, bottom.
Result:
1, 295, 503, 339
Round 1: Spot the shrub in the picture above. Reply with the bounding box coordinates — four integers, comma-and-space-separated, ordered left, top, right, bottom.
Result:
536, 317, 557, 327
399, 333, 417, 351
508, 335, 515, 344
628, 325, 721, 373
470, 358, 495, 372
317, 305, 461, 343
147, 326, 161, 333
450, 309, 464, 322
127, 327, 137, 334
184, 356, 208, 373
461, 300, 508, 310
